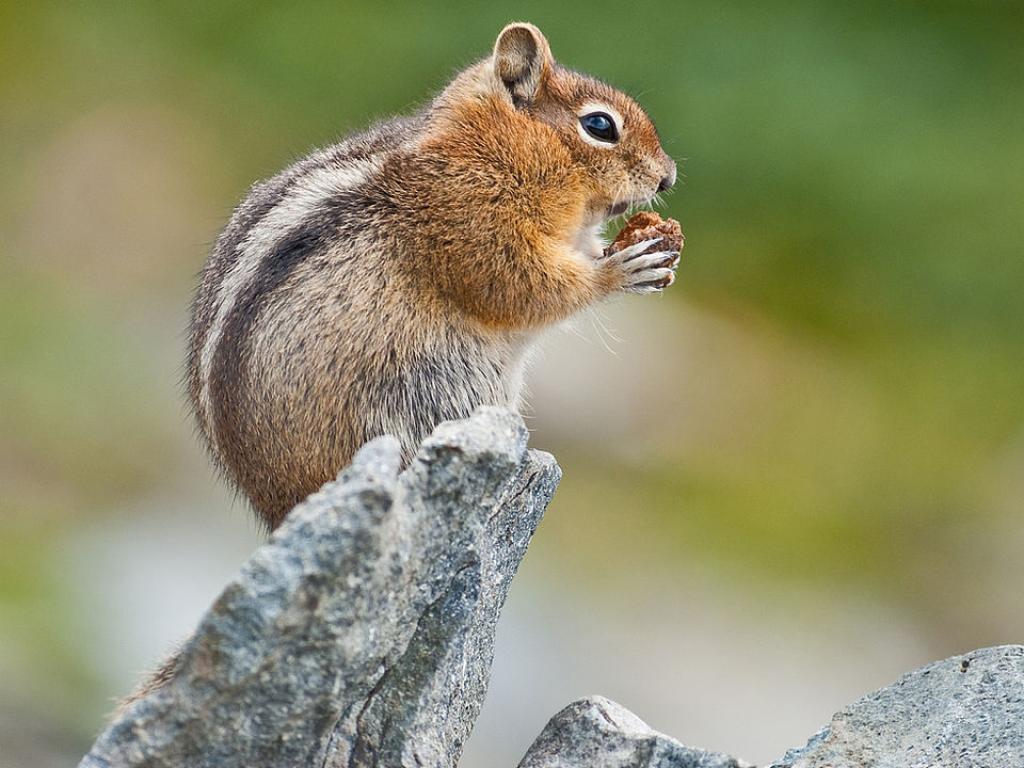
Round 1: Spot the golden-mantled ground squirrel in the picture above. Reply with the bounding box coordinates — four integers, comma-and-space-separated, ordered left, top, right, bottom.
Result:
187, 22, 682, 530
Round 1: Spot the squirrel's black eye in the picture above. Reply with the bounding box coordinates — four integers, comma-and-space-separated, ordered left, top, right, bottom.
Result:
579, 112, 619, 143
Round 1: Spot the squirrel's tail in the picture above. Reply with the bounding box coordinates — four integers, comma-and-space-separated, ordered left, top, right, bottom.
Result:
112, 648, 182, 718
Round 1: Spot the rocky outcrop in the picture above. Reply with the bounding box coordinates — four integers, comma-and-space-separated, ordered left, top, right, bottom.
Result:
80, 407, 559, 768
78, 407, 1024, 768
518, 696, 748, 768
519, 646, 1024, 768
772, 645, 1024, 768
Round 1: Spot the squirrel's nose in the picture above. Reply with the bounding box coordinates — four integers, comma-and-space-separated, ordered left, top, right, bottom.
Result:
657, 162, 677, 193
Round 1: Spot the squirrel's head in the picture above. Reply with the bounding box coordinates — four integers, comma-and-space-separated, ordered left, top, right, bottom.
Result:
494, 23, 676, 217
431, 23, 676, 230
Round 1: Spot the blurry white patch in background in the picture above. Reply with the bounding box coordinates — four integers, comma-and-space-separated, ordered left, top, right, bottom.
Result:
463, 563, 930, 766
62, 484, 261, 696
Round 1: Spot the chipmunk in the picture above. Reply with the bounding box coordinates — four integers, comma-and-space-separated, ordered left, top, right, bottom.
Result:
188, 22, 681, 530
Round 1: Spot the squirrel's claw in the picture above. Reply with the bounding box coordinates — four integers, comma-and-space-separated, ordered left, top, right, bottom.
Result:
602, 237, 663, 263
623, 262, 677, 294
601, 242, 681, 295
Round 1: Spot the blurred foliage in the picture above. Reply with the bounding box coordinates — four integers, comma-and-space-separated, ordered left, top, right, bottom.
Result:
1, 0, 1023, 747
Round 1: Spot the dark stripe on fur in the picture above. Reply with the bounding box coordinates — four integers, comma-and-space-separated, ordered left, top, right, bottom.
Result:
186, 114, 426, 425
207, 189, 370, 512
187, 167, 314, 420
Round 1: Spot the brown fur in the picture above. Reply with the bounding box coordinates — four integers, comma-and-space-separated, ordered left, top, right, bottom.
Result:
187, 22, 679, 530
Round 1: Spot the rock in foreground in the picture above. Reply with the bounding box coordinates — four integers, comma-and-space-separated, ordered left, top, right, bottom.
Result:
518, 647, 1024, 768
80, 407, 560, 768
518, 696, 748, 768
772, 645, 1024, 768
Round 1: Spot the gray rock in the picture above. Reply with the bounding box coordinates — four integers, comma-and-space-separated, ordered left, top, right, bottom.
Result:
518, 696, 749, 768
77, 405, 1024, 768
517, 648, 1024, 768
80, 406, 560, 768
773, 645, 1024, 768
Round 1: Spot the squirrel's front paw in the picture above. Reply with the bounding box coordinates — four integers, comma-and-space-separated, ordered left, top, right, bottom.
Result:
601, 237, 681, 294
602, 211, 684, 295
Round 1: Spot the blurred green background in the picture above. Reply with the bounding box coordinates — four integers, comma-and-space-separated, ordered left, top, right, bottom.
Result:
2, 1, 1022, 765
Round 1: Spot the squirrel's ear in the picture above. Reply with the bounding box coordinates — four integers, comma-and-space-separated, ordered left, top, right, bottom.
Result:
493, 23, 553, 107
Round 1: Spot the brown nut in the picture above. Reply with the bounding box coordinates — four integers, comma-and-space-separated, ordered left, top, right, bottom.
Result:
607, 211, 684, 256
